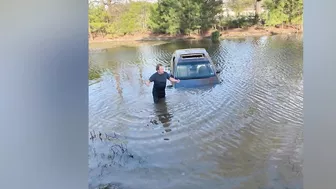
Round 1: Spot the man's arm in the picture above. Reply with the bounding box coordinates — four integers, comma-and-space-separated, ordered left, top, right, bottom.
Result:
145, 80, 151, 86
146, 74, 155, 86
166, 72, 180, 83
169, 76, 180, 83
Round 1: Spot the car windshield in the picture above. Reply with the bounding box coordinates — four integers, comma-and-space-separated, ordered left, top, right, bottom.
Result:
175, 61, 215, 79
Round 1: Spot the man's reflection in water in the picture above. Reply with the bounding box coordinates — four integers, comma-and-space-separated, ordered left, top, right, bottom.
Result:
154, 99, 173, 133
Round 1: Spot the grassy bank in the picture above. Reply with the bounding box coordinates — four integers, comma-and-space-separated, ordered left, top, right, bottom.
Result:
89, 26, 302, 43
89, 40, 169, 49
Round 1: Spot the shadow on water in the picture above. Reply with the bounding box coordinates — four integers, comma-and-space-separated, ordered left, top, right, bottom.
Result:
89, 34, 303, 189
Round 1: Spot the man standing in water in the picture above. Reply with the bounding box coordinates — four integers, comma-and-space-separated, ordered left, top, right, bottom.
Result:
146, 64, 180, 103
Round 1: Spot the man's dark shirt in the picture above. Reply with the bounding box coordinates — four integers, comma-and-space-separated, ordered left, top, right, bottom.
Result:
149, 72, 171, 91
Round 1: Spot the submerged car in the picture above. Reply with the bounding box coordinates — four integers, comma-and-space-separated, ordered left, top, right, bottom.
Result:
168, 48, 221, 88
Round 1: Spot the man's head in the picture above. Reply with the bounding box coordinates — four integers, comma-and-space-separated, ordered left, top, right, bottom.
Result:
156, 64, 164, 74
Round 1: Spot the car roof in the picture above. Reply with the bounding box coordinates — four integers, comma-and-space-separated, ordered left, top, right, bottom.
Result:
174, 48, 210, 64
174, 48, 208, 56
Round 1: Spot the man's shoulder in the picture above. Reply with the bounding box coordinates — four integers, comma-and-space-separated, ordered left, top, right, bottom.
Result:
151, 72, 158, 77
149, 72, 158, 81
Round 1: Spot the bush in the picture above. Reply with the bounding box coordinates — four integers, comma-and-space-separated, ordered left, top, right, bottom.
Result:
230, 15, 255, 28
211, 30, 221, 42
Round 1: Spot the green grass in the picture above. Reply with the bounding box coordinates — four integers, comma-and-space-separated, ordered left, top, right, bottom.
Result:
89, 69, 102, 80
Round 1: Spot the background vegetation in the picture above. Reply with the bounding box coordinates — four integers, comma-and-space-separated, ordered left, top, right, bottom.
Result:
89, 0, 303, 39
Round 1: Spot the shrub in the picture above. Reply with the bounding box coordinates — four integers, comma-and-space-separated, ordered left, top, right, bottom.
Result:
211, 30, 221, 42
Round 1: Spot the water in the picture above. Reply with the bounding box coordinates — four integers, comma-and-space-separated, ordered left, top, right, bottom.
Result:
89, 35, 303, 189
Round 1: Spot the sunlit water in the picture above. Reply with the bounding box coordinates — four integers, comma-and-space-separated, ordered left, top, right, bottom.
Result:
89, 35, 303, 189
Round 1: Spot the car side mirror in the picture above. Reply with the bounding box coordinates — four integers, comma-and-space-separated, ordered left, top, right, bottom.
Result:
216, 70, 221, 74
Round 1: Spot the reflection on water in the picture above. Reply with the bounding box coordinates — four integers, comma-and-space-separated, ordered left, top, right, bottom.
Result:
89, 34, 303, 189
154, 99, 173, 133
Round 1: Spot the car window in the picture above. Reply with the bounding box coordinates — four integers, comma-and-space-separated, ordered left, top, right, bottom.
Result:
176, 61, 215, 79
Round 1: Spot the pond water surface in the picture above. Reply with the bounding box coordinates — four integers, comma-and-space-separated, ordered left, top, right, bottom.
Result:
89, 35, 303, 189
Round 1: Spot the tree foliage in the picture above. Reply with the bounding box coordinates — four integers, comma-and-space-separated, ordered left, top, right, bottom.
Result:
89, 3, 110, 37
89, 1, 153, 38
226, 0, 255, 16
88, 0, 303, 38
148, 0, 223, 35
262, 0, 303, 26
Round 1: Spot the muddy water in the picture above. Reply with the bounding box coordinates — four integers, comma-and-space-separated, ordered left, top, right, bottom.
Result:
89, 35, 303, 189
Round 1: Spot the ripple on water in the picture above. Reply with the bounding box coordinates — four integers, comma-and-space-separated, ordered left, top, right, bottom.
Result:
89, 35, 303, 189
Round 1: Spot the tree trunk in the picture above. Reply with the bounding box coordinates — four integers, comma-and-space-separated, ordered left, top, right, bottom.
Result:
88, 25, 94, 41
255, 0, 262, 24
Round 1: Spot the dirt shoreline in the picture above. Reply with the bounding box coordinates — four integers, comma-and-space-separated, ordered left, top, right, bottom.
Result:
89, 26, 302, 44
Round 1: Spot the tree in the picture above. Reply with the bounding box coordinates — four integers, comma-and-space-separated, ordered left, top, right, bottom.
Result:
262, 0, 302, 27
262, 0, 289, 27
88, 3, 110, 38
286, 0, 303, 26
199, 0, 223, 33
227, 0, 255, 16
119, 2, 152, 34
255, 0, 262, 24
148, 0, 182, 35
179, 0, 202, 35
148, 0, 223, 35
148, 3, 162, 33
